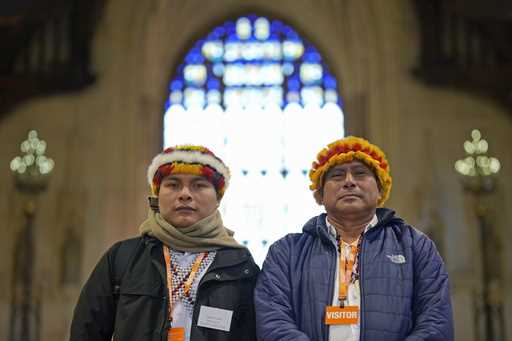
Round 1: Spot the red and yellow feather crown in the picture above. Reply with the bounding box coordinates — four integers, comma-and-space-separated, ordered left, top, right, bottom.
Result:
147, 145, 230, 199
309, 136, 392, 206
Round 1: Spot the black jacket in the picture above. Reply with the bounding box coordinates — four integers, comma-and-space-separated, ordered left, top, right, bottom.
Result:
70, 235, 259, 341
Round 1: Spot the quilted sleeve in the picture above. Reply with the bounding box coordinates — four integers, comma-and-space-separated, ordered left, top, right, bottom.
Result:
254, 239, 312, 341
405, 233, 454, 341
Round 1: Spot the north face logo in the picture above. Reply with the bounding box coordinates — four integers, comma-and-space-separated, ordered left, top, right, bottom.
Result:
386, 254, 406, 264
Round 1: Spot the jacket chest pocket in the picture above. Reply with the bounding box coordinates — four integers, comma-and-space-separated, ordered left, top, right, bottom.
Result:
114, 281, 165, 338
194, 279, 252, 331
365, 249, 412, 280
363, 250, 414, 320
200, 281, 245, 309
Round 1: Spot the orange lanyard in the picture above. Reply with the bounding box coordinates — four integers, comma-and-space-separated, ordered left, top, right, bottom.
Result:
183, 252, 207, 296
163, 245, 208, 325
338, 236, 362, 305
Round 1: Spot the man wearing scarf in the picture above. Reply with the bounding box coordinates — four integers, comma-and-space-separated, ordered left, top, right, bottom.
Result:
70, 145, 259, 341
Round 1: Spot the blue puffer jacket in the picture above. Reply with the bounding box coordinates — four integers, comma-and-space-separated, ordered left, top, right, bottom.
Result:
254, 208, 453, 341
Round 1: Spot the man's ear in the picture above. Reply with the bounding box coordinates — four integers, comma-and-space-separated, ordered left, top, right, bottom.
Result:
313, 190, 323, 205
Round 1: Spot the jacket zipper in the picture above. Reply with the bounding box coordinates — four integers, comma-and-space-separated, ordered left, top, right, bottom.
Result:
358, 235, 366, 341
324, 240, 337, 341
156, 242, 170, 341
189, 257, 229, 341
161, 293, 169, 341
189, 268, 211, 341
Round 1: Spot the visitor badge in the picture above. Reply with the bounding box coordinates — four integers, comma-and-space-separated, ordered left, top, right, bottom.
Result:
325, 305, 359, 325
168, 327, 185, 341
197, 305, 233, 331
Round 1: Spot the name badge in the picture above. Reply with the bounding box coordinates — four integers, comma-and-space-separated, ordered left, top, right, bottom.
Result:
197, 305, 233, 332
168, 327, 185, 341
325, 306, 359, 325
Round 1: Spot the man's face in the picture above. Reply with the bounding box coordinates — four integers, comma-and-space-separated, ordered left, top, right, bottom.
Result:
317, 160, 381, 218
158, 173, 219, 228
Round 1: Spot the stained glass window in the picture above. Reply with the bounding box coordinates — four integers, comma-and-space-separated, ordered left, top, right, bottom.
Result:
164, 15, 344, 264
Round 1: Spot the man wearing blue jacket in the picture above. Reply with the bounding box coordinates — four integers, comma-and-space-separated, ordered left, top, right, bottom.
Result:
255, 136, 454, 341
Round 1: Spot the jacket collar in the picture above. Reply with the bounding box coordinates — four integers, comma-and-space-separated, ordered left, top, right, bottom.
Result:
208, 247, 254, 271
303, 208, 403, 244
144, 235, 254, 271
370, 208, 405, 241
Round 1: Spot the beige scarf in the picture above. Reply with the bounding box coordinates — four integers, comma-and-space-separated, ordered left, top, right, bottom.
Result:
139, 209, 245, 252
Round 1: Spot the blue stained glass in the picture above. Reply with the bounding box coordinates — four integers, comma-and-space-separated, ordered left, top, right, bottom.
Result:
242, 39, 264, 60
255, 17, 270, 40
164, 15, 345, 265
271, 20, 284, 31
282, 63, 294, 76
280, 167, 289, 178
285, 30, 300, 40
287, 77, 300, 90
324, 74, 337, 88
301, 86, 323, 106
195, 40, 205, 49
224, 44, 239, 62
214, 26, 225, 36
286, 91, 300, 103
207, 78, 221, 90
282, 39, 304, 60
212, 63, 224, 77
170, 90, 183, 104
305, 46, 319, 54
236, 17, 252, 40
184, 88, 205, 108
268, 33, 279, 41
166, 14, 343, 110
262, 41, 282, 60
185, 50, 204, 64
325, 89, 338, 103
202, 41, 223, 61
170, 79, 183, 91
300, 63, 323, 85
304, 51, 321, 63
208, 32, 219, 40
225, 23, 236, 36
227, 33, 239, 42
207, 90, 221, 104
184, 64, 207, 86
